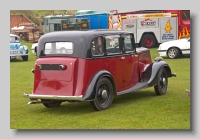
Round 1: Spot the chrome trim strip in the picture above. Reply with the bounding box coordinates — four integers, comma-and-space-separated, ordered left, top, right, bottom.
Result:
23, 93, 83, 101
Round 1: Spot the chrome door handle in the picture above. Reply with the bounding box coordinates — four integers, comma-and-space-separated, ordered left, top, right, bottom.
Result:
121, 57, 125, 60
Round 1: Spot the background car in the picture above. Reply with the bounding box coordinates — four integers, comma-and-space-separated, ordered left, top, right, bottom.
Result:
157, 37, 190, 59
10, 34, 29, 61
31, 43, 37, 54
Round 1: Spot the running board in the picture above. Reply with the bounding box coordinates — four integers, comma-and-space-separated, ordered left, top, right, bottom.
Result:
117, 82, 149, 96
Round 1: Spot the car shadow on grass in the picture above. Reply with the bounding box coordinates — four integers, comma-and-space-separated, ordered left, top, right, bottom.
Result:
32, 101, 96, 115
112, 90, 157, 106
31, 90, 158, 115
163, 55, 190, 60
10, 59, 24, 62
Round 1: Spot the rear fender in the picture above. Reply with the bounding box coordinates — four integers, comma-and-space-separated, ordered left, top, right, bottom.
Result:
82, 70, 116, 101
141, 57, 174, 86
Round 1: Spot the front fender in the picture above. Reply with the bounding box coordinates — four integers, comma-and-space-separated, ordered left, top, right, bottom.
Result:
82, 70, 116, 101
141, 57, 174, 87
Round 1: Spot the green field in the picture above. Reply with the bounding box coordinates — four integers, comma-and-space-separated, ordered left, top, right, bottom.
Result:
10, 41, 190, 129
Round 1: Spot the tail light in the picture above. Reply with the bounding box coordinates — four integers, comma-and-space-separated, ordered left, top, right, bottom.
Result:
38, 65, 42, 70
59, 64, 66, 70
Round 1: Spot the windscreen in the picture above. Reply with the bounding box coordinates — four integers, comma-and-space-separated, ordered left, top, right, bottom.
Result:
10, 36, 20, 43
182, 10, 190, 20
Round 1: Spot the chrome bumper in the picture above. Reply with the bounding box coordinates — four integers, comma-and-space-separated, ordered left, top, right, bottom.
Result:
23, 93, 83, 104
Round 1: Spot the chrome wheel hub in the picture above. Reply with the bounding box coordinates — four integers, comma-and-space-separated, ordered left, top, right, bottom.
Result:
101, 90, 108, 99
162, 77, 166, 86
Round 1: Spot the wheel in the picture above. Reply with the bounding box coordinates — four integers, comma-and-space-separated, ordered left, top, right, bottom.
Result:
90, 77, 113, 111
22, 55, 28, 61
167, 47, 180, 59
141, 34, 156, 48
41, 99, 62, 108
154, 68, 168, 95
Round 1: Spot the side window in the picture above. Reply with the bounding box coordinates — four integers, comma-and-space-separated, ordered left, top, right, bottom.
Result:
105, 35, 121, 55
90, 36, 104, 56
124, 34, 135, 53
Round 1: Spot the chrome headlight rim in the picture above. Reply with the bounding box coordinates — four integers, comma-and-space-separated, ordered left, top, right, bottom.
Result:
24, 46, 28, 51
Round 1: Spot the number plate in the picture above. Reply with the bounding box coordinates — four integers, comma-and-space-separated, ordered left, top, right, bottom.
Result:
10, 51, 23, 54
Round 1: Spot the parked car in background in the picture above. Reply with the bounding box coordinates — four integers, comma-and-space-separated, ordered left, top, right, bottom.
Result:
31, 43, 37, 54
186, 89, 190, 96
157, 37, 190, 59
10, 34, 29, 61
23, 30, 176, 111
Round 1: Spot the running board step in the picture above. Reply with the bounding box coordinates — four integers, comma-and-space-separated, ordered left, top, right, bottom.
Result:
117, 82, 149, 96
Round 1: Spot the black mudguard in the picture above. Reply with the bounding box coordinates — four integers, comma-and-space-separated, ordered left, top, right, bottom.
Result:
141, 57, 174, 87
82, 70, 116, 101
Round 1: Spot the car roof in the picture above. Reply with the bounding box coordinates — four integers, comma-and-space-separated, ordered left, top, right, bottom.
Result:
42, 29, 132, 39
38, 29, 134, 58
10, 34, 20, 38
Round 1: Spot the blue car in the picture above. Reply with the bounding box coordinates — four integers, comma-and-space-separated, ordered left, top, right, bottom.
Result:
10, 34, 29, 61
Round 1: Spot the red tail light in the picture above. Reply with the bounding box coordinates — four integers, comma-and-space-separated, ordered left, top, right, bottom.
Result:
59, 65, 66, 70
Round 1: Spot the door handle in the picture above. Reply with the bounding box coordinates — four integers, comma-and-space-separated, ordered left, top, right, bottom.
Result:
121, 56, 125, 60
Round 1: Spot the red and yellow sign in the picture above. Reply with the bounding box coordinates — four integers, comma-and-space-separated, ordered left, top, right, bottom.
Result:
179, 27, 190, 39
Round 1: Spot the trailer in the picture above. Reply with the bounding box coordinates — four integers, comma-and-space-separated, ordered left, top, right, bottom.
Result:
108, 10, 190, 48
32, 14, 89, 54
42, 14, 89, 34
75, 10, 110, 29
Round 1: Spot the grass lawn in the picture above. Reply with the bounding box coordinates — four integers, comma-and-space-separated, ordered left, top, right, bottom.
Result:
10, 41, 190, 129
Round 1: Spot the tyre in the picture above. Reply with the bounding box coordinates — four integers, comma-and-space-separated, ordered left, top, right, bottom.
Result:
41, 99, 62, 108
154, 68, 168, 95
90, 77, 113, 111
22, 55, 28, 61
167, 47, 180, 59
141, 34, 156, 48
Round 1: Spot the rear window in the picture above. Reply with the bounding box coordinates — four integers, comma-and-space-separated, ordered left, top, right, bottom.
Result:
44, 42, 73, 54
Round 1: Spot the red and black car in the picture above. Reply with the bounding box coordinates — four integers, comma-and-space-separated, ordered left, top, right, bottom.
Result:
23, 29, 176, 111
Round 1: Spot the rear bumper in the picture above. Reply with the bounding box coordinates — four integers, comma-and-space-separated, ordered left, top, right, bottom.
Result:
23, 93, 83, 104
10, 54, 28, 56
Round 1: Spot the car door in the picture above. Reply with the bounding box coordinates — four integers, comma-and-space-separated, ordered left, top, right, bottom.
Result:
105, 35, 125, 92
122, 33, 139, 89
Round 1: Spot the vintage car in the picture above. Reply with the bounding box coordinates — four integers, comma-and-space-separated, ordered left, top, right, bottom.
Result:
23, 30, 176, 111
10, 34, 29, 61
157, 37, 190, 59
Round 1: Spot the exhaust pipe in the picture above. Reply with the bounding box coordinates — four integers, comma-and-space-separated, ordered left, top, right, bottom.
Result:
28, 101, 42, 104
